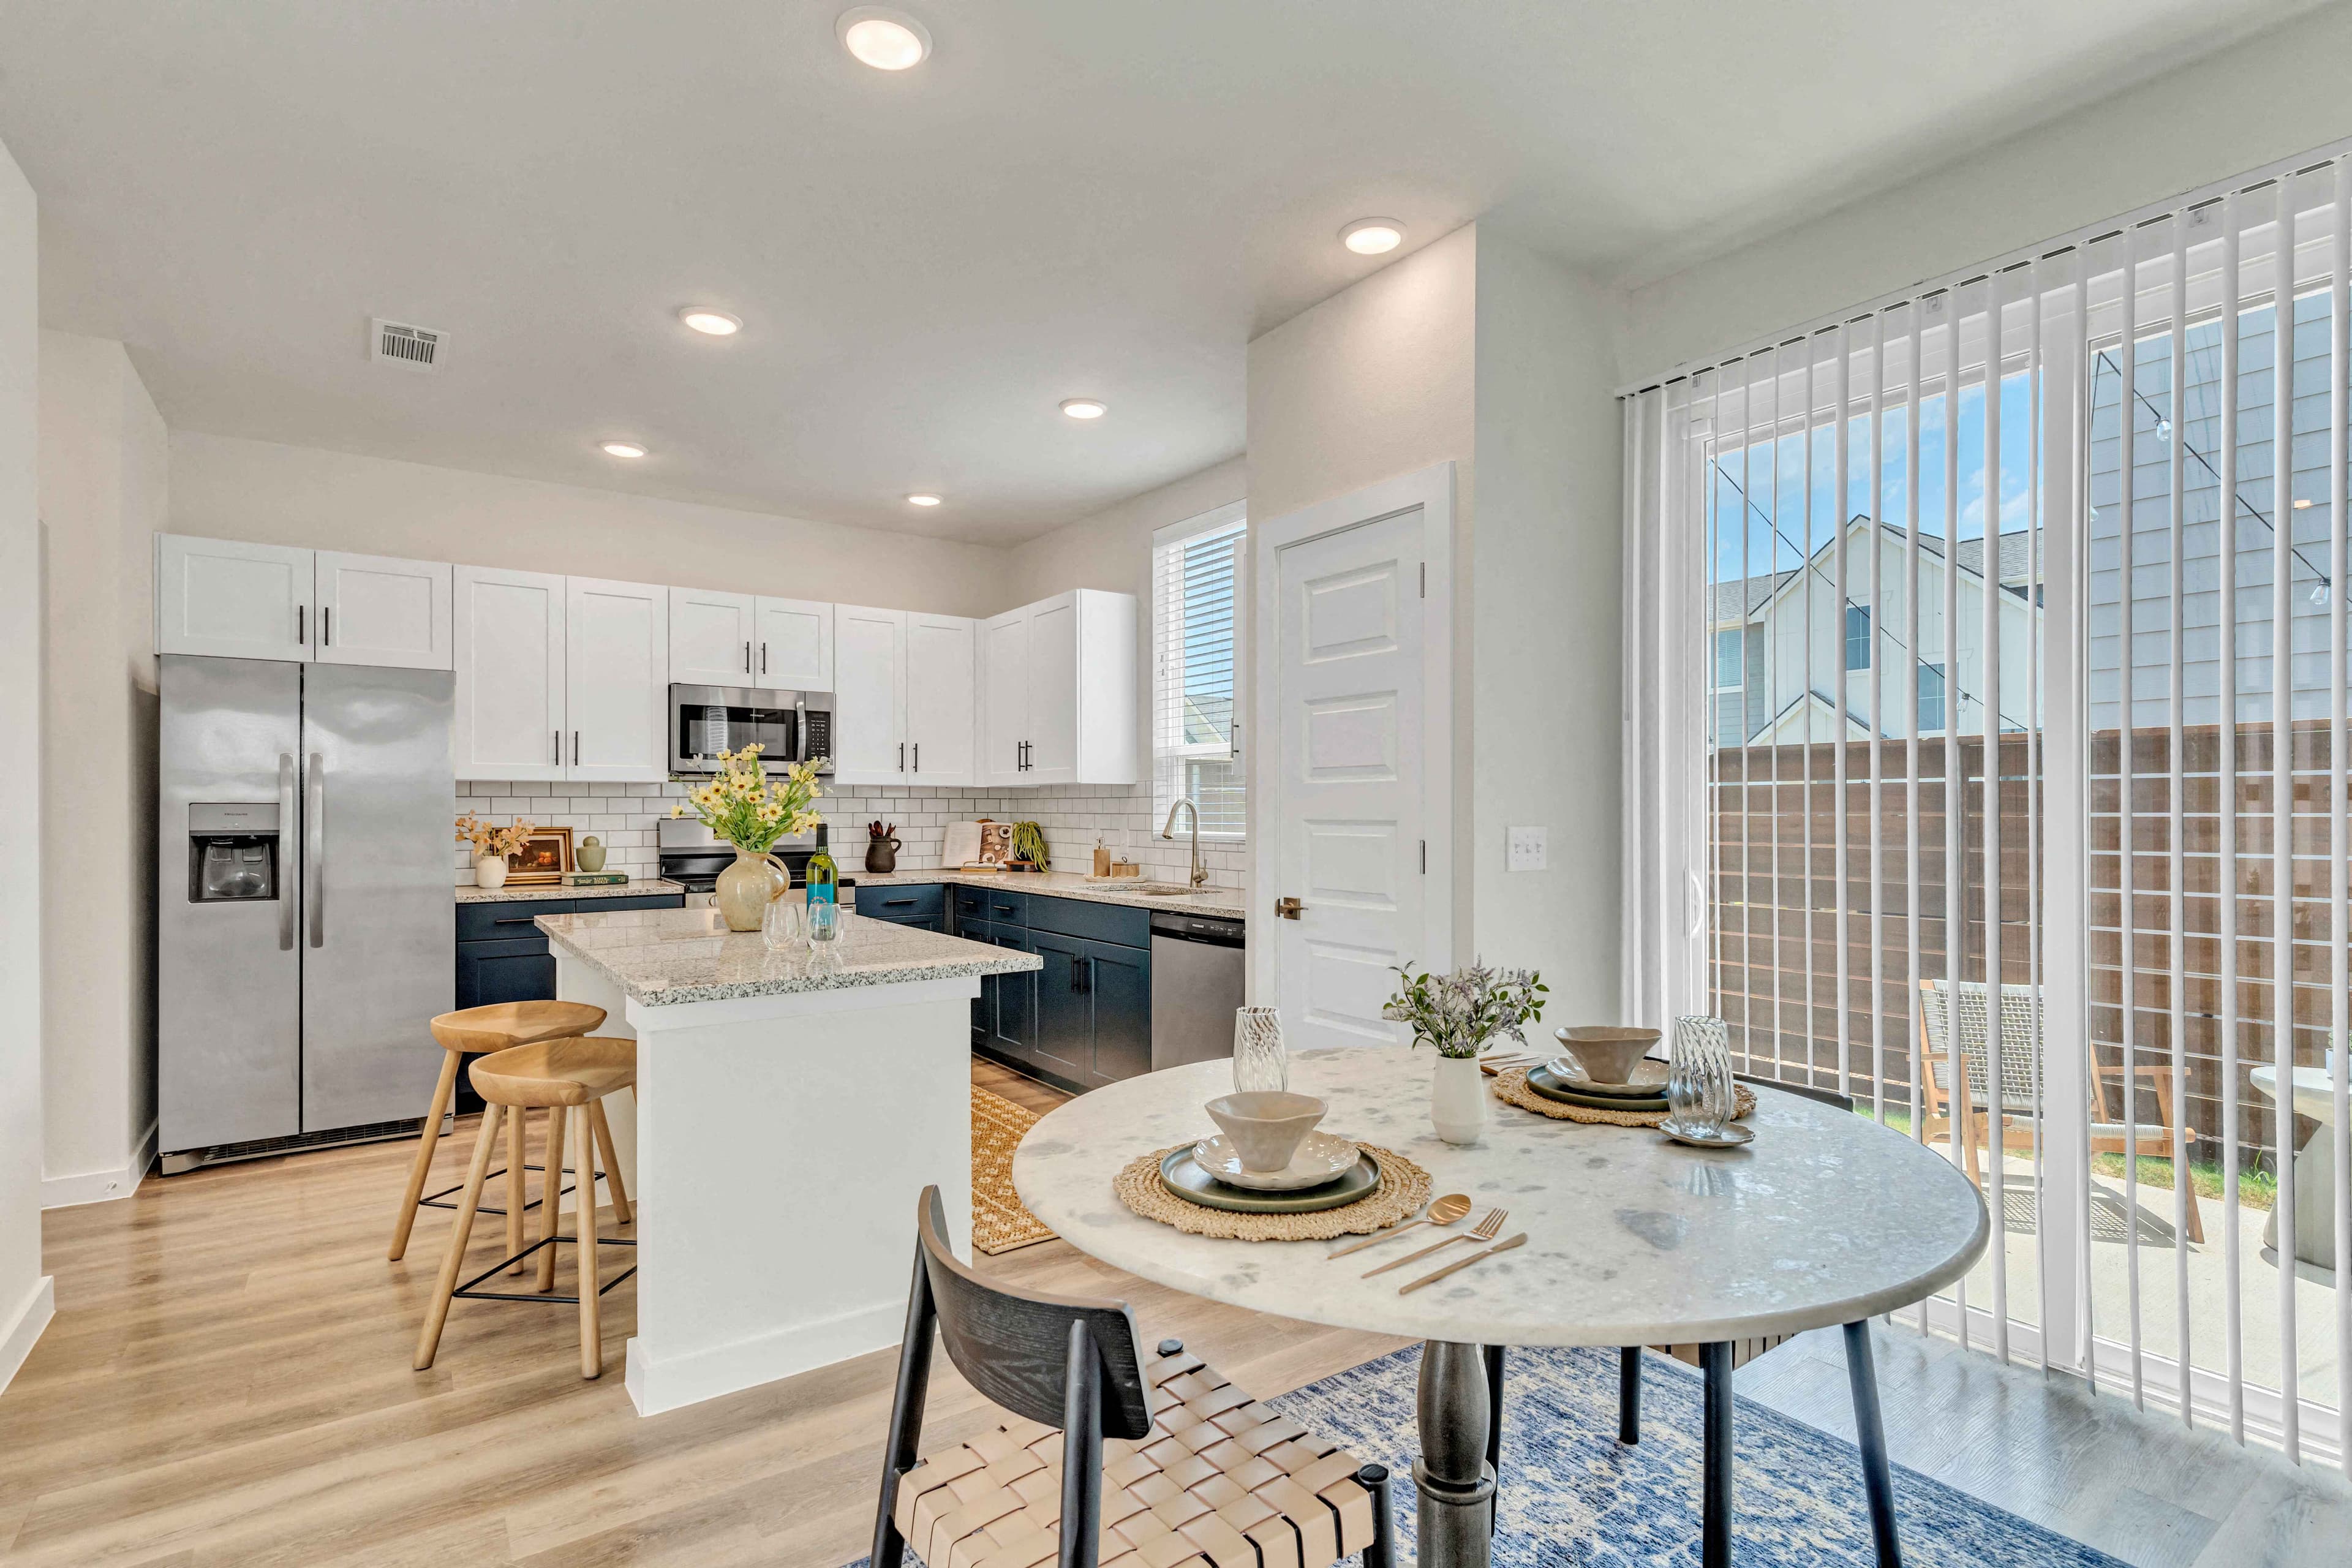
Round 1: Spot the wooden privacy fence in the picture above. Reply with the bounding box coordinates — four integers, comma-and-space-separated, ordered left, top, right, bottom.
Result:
1709, 720, 2345, 1169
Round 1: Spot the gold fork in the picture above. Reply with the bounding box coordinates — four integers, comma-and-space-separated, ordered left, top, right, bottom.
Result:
1362, 1207, 1509, 1278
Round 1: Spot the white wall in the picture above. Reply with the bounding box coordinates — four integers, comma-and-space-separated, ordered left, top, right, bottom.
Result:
0, 133, 53, 1395
1470, 232, 1623, 1014
170, 431, 1014, 620
1617, 3, 2352, 382
39, 332, 165, 1207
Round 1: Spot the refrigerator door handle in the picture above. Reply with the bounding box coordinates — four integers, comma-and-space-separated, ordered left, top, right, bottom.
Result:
277, 753, 298, 951
306, 752, 325, 948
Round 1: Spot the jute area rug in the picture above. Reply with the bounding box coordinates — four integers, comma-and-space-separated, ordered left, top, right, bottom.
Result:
971, 1085, 1055, 1256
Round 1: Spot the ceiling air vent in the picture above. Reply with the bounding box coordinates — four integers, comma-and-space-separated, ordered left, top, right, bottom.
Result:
370, 317, 443, 372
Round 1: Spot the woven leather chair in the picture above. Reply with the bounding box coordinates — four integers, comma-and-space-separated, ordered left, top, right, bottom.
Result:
872, 1186, 1397, 1568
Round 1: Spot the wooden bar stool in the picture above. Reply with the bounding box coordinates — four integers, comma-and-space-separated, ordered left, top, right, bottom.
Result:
386, 1000, 614, 1264
412, 1037, 638, 1379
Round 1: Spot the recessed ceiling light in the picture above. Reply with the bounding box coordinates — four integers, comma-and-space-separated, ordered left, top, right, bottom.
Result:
679, 307, 741, 336
601, 441, 648, 459
838, 7, 931, 70
907, 492, 942, 507
1341, 218, 1404, 255
1060, 398, 1107, 420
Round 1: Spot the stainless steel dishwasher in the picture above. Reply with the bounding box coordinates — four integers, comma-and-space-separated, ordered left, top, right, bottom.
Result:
1150, 911, 1246, 1071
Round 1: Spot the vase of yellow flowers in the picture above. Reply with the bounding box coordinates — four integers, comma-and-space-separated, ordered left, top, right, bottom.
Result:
671, 744, 827, 930
456, 813, 538, 890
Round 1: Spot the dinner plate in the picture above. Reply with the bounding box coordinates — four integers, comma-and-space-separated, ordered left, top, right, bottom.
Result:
1542, 1057, 1670, 1099
1526, 1063, 1670, 1112
1191, 1131, 1360, 1191
1158, 1148, 1380, 1213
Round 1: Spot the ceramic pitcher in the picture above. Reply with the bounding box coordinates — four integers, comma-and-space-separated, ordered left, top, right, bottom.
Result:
715, 848, 791, 932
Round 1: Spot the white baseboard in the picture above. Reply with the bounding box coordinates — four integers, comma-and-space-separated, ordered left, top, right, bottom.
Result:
0, 1275, 55, 1396
42, 1119, 156, 1208
624, 1298, 902, 1417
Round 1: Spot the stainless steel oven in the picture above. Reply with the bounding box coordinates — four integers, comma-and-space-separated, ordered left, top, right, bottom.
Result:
668, 682, 834, 776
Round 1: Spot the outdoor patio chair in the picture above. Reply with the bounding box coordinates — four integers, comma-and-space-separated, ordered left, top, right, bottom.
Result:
1917, 978, 2204, 1243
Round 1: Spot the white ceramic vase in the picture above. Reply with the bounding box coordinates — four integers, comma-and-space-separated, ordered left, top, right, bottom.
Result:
1430, 1052, 1486, 1145
473, 854, 508, 889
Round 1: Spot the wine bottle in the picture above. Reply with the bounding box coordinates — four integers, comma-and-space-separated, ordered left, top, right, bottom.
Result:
806, 823, 839, 940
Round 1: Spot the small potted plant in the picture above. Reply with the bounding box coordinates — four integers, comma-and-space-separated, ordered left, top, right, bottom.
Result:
1384, 960, 1547, 1144
456, 813, 538, 890
670, 744, 826, 930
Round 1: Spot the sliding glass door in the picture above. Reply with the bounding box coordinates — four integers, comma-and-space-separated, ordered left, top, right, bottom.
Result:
1622, 149, 2352, 1472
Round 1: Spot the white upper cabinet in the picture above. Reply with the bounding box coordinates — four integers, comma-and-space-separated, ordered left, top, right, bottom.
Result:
756, 597, 833, 690
905, 612, 976, 787
668, 586, 758, 687
453, 565, 567, 781
979, 607, 1029, 786
565, 577, 669, 783
831, 604, 907, 785
314, 551, 451, 670
156, 535, 314, 661
979, 589, 1136, 788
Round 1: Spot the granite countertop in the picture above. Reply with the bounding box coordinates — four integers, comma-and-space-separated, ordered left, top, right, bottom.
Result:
537, 905, 1042, 1007
1013, 1047, 1989, 1348
850, 867, 1246, 921
457, 877, 687, 905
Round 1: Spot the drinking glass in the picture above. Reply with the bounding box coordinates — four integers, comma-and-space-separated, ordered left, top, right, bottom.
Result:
761, 896, 805, 952
1232, 1008, 1287, 1093
807, 899, 839, 943
1666, 1015, 1735, 1134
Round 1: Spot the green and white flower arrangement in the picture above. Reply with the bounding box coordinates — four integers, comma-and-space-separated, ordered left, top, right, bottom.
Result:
1383, 960, 1548, 1058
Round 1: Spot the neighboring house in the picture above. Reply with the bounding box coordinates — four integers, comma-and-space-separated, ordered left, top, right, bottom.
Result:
1711, 516, 2043, 747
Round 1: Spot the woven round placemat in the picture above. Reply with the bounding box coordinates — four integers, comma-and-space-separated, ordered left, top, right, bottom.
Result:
1112, 1142, 1430, 1242
1491, 1066, 1755, 1128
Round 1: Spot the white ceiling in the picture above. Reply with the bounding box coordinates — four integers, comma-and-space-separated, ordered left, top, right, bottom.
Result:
0, 0, 2313, 546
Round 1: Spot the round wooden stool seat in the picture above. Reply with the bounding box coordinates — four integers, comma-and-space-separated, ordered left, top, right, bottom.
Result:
429, 1000, 608, 1055
469, 1038, 636, 1108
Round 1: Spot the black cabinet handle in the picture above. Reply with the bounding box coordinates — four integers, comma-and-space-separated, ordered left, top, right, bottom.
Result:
744, 639, 752, 673
296, 605, 306, 646
322, 606, 332, 646
882, 897, 916, 908
491, 915, 540, 925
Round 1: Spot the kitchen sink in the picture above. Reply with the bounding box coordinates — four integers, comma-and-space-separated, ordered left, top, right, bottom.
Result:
1118, 882, 1202, 896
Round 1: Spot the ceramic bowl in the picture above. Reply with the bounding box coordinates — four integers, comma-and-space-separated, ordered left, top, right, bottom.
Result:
1553, 1025, 1663, 1086
1204, 1091, 1329, 1173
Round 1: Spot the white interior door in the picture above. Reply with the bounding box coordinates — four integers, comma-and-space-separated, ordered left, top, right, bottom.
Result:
1256, 465, 1452, 1047
756, 596, 833, 689
669, 587, 756, 686
314, 551, 451, 670
564, 576, 668, 782
453, 565, 565, 780
156, 534, 313, 660
1024, 594, 1078, 784
832, 603, 907, 784
905, 612, 975, 786
980, 608, 1030, 785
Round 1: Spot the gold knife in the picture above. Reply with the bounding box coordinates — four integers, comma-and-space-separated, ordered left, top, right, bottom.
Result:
1398, 1233, 1527, 1295
1363, 1231, 1480, 1278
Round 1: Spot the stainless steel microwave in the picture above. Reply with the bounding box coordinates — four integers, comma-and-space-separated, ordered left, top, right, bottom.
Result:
668, 683, 834, 777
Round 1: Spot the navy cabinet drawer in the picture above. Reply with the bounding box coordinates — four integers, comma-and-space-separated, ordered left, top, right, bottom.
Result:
974, 887, 1029, 926
587, 893, 685, 913
952, 888, 989, 922
861, 883, 945, 921
456, 898, 574, 941
1027, 893, 1148, 951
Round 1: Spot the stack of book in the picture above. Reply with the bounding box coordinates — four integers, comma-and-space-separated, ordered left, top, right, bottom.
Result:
562, 871, 628, 887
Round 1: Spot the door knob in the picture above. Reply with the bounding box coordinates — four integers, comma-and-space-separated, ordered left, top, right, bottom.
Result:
1274, 896, 1305, 920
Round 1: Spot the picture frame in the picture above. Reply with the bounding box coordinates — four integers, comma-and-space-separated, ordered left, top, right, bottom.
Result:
505, 825, 575, 886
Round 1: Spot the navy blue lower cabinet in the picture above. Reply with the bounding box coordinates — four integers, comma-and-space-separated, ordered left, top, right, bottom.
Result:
1080, 936, 1152, 1084
1029, 930, 1093, 1082
987, 925, 1038, 1063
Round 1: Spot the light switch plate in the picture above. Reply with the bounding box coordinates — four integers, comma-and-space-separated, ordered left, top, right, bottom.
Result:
1506, 825, 1547, 872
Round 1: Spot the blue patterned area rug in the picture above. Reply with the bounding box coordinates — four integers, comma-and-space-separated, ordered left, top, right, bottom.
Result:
1270, 1343, 2124, 1567
850, 1341, 2123, 1567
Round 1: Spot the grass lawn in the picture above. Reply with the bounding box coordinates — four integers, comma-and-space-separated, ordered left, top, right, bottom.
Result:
1853, 1106, 2279, 1211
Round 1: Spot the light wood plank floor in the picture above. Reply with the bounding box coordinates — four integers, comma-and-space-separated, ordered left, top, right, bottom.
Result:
2, 1057, 2345, 1567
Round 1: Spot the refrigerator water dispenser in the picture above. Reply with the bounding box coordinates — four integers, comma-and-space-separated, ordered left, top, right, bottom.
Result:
187, 802, 280, 903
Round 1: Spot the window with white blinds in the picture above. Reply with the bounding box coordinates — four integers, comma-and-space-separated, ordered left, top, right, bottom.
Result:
1152, 503, 1246, 837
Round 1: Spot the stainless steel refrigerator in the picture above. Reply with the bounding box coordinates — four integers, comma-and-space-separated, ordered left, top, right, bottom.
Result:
158, 654, 454, 1170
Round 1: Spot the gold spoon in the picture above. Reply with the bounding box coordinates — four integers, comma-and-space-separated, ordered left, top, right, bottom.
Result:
1329, 1193, 1472, 1257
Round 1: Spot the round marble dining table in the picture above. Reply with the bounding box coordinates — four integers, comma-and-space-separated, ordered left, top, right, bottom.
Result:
1014, 1046, 1989, 1568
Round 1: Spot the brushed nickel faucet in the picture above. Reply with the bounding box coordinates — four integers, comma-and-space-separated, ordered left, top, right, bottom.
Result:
1161, 796, 1208, 890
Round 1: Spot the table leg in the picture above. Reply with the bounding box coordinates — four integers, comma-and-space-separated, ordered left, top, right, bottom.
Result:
1618, 1346, 1642, 1444
1481, 1343, 1504, 1536
1702, 1341, 1732, 1568
1844, 1321, 1903, 1567
1414, 1340, 1494, 1568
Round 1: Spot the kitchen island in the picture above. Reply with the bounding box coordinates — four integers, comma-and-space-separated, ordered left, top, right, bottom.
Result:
535, 905, 1041, 1415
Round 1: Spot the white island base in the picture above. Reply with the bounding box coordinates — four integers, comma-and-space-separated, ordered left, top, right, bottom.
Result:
538, 908, 1035, 1417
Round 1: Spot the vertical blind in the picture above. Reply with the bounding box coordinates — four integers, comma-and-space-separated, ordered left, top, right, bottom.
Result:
1621, 139, 2352, 1473
1153, 507, 1246, 835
